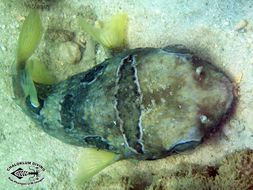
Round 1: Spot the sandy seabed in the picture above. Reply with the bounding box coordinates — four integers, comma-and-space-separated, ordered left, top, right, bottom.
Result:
0, 0, 252, 189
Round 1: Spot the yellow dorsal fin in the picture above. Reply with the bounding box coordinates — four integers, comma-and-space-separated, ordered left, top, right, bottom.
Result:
75, 148, 120, 184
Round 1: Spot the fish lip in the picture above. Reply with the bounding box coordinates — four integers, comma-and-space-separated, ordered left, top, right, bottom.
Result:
202, 83, 239, 142
185, 47, 239, 141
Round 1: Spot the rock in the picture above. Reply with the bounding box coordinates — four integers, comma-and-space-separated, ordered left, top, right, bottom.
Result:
58, 41, 81, 65
234, 19, 248, 31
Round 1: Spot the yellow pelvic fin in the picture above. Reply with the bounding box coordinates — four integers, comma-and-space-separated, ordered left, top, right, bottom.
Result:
79, 13, 128, 50
27, 58, 57, 85
75, 148, 120, 184
16, 10, 43, 66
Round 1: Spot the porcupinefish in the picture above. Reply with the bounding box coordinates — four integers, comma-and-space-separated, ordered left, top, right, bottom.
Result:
13, 10, 236, 182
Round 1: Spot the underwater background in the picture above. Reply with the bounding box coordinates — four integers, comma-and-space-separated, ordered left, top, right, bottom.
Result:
0, 0, 253, 189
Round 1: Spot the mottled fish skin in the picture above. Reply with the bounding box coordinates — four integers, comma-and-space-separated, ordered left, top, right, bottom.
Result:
26, 46, 235, 160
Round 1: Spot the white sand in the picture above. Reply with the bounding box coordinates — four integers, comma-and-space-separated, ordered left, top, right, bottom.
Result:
0, 0, 252, 189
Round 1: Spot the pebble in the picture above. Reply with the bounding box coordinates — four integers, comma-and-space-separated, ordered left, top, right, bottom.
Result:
223, 20, 230, 26
250, 57, 253, 64
57, 41, 81, 65
0, 43, 6, 51
0, 132, 6, 143
0, 24, 6, 29
234, 19, 248, 31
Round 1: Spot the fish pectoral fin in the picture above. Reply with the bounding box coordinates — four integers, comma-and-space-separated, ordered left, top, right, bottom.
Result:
79, 13, 128, 50
75, 148, 119, 184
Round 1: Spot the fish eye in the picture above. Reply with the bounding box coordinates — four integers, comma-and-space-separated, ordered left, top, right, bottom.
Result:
194, 65, 206, 82
80, 64, 106, 83
169, 140, 201, 154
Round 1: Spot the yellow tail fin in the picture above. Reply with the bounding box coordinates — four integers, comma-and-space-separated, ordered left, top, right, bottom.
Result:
79, 13, 128, 50
75, 148, 120, 184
